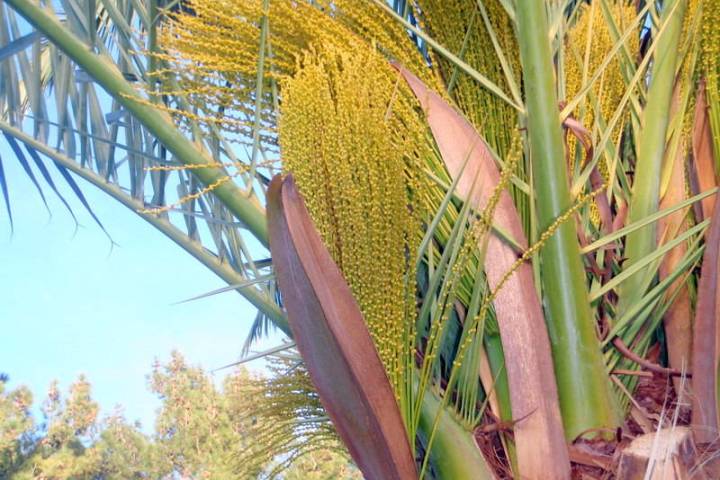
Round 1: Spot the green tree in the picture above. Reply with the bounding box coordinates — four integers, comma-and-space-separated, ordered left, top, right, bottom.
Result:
149, 352, 262, 478
283, 450, 362, 480
0, 355, 358, 479
6, 376, 153, 480
0, 378, 34, 476
91, 413, 159, 479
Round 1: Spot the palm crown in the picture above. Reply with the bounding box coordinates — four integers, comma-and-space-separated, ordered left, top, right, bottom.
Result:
1, 0, 719, 478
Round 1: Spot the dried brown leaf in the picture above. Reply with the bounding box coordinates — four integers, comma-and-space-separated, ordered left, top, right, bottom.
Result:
691, 81, 717, 222
658, 135, 692, 393
691, 190, 720, 444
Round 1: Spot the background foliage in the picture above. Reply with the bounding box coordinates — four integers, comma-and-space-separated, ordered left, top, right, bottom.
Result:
0, 354, 359, 479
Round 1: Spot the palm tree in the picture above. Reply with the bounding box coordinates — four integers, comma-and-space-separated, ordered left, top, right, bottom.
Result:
1, 0, 718, 478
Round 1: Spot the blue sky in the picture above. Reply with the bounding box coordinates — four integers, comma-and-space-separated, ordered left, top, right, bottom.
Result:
0, 147, 283, 431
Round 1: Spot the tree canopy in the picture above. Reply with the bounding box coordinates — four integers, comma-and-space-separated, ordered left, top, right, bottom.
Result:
0, 353, 360, 479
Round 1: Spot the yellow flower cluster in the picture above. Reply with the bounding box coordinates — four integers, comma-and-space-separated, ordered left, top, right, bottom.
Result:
153, 0, 439, 149
417, 0, 520, 159
564, 1, 638, 171
139, 175, 232, 215
153, 0, 450, 448
676, 0, 702, 164
701, 0, 720, 114
279, 44, 432, 395
564, 1, 638, 225
138, 159, 276, 215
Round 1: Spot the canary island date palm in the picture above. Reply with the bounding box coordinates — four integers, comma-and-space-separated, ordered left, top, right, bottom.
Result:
1, 0, 719, 478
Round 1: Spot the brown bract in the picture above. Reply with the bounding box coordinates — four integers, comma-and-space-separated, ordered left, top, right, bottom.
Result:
393, 64, 571, 480
266, 174, 417, 480
691, 188, 720, 444
691, 81, 717, 222
658, 131, 692, 394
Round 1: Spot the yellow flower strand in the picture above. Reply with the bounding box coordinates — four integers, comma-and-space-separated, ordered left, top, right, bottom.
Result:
139, 175, 233, 215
